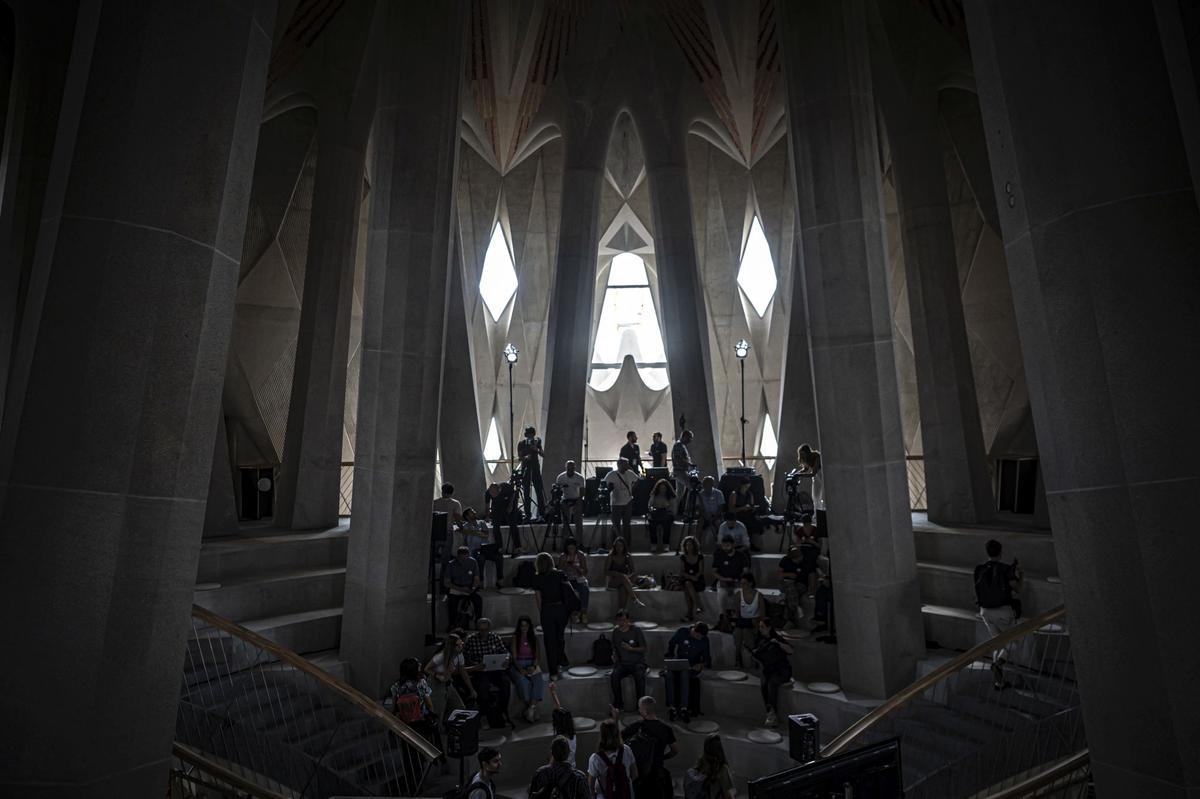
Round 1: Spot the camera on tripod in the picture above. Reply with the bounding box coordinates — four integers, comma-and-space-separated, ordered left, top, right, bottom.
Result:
785, 468, 805, 494
687, 467, 703, 491
542, 482, 565, 523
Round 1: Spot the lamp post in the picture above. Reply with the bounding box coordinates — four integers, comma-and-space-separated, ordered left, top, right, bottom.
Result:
735, 339, 750, 466
503, 344, 519, 474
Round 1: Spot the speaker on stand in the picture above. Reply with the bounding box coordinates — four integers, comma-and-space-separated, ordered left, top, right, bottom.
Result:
788, 713, 820, 763
445, 709, 481, 788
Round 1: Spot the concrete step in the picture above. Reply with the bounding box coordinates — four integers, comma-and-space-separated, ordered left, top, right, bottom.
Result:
236, 606, 344, 655
195, 566, 347, 623
196, 525, 349, 583
912, 521, 1058, 576
917, 561, 1064, 618
487, 519, 792, 559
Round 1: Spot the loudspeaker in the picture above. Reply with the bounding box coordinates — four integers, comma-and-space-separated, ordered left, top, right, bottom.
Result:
788, 713, 820, 763
431, 511, 449, 544
445, 709, 480, 758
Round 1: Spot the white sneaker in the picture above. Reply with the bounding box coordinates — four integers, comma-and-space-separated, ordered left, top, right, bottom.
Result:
765, 711, 777, 727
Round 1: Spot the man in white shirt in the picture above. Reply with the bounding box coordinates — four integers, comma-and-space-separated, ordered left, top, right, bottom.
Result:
603, 458, 637, 545
432, 482, 463, 526
555, 460, 587, 542
716, 512, 750, 550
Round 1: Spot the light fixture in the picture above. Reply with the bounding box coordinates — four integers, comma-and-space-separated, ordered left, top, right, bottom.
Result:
734, 339, 750, 359
503, 343, 519, 364
503, 344, 518, 472
735, 339, 750, 465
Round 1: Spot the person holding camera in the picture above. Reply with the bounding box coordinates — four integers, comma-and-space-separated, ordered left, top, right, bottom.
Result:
555, 460, 586, 543
485, 479, 522, 555
975, 539, 1023, 689
603, 458, 637, 545
518, 426, 547, 521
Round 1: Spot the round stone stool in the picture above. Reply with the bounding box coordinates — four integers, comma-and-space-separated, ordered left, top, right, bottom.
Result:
587, 622, 615, 632
574, 717, 597, 732
807, 681, 840, 694
479, 732, 507, 748
780, 628, 810, 640
567, 666, 597, 678
492, 626, 516, 637
1046, 575, 1062, 584
634, 620, 658, 630
748, 729, 783, 744
688, 719, 720, 734
499, 586, 526, 595
718, 670, 748, 682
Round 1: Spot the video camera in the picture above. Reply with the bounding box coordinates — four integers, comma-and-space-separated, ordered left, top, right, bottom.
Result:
687, 466, 703, 492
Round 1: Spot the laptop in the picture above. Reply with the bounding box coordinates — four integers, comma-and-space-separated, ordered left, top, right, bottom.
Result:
482, 653, 508, 672
663, 658, 690, 671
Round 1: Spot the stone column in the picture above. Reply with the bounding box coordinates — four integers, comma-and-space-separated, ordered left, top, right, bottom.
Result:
0, 2, 274, 795
772, 246, 821, 512
275, 105, 368, 530
870, 32, 994, 525
341, 2, 466, 697
965, 2, 1200, 795
204, 413, 240, 537
777, 0, 924, 698
438, 230, 486, 502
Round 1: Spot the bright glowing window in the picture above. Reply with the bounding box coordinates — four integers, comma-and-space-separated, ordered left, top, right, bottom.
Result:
760, 414, 779, 470
737, 216, 777, 317
589, 253, 669, 391
479, 222, 518, 321
483, 417, 504, 465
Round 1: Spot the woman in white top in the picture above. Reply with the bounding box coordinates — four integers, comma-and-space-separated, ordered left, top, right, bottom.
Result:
423, 633, 474, 721
733, 572, 765, 669
588, 718, 637, 799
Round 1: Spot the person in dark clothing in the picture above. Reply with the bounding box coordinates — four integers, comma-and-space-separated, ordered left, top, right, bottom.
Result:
619, 430, 643, 474
442, 546, 482, 628
533, 551, 575, 679
621, 696, 678, 799
485, 479, 522, 554
751, 618, 794, 727
663, 622, 711, 722
609, 610, 647, 711
518, 426, 546, 521
529, 735, 591, 799
648, 432, 667, 468
975, 538, 1024, 689
464, 617, 513, 729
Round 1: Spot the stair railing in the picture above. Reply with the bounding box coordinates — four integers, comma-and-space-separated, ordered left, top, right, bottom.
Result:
823, 605, 1083, 798
178, 604, 440, 798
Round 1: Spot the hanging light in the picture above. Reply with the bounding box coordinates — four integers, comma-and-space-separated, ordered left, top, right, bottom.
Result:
503, 343, 519, 364
734, 339, 751, 359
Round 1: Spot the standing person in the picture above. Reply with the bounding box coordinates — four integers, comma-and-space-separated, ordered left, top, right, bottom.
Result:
510, 615, 547, 722
609, 610, 648, 711
390, 657, 437, 737
796, 443, 822, 506
679, 535, 706, 622
622, 697, 679, 799
646, 479, 676, 554
671, 430, 694, 502
433, 482, 464, 526
466, 747, 502, 799
711, 536, 750, 626
424, 634, 474, 721
604, 458, 637, 546
751, 618, 794, 727
547, 681, 580, 767
442, 546, 483, 628
605, 537, 645, 614
715, 512, 750, 551
462, 507, 504, 588
975, 539, 1023, 690
733, 573, 765, 668
588, 719, 637, 799
558, 538, 591, 624
529, 735, 591, 799
663, 622, 711, 722
518, 426, 547, 521
648, 432, 668, 469
695, 476, 725, 551
555, 460, 587, 543
464, 618, 513, 729
485, 479, 522, 555
777, 546, 814, 628
687, 734, 735, 799
533, 551, 576, 680
620, 431, 643, 474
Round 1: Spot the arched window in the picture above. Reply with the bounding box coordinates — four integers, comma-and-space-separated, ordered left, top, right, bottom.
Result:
588, 253, 669, 391
479, 222, 518, 321
737, 216, 777, 317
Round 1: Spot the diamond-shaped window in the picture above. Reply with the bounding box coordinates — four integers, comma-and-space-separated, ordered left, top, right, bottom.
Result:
737, 216, 777, 317
479, 222, 518, 321
483, 417, 504, 466
760, 414, 779, 470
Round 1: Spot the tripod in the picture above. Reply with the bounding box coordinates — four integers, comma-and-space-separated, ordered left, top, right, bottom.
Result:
507, 467, 538, 554
678, 486, 701, 552
590, 488, 613, 553
778, 474, 816, 553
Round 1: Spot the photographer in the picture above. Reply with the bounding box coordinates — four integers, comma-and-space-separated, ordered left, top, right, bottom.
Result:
518, 426, 547, 521
485, 479, 522, 555
975, 539, 1023, 689
555, 460, 586, 543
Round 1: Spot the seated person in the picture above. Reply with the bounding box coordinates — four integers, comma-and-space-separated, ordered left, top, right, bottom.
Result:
663, 622, 711, 722
727, 478, 761, 544
464, 617, 513, 728
442, 546, 482, 628
461, 506, 503, 588
777, 545, 817, 628
608, 609, 647, 712
694, 476, 725, 550
715, 512, 750, 550
710, 535, 750, 620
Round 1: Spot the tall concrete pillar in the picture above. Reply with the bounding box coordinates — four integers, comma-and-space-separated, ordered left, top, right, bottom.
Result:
204, 413, 240, 538
438, 230, 486, 503
870, 21, 994, 525
275, 107, 368, 530
0, 2, 274, 795
341, 2, 466, 697
777, 0, 924, 698
772, 246, 821, 512
965, 2, 1200, 795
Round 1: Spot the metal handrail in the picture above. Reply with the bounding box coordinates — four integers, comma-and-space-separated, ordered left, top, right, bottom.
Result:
982, 749, 1090, 798
190, 604, 440, 761
823, 605, 1068, 757
172, 741, 291, 799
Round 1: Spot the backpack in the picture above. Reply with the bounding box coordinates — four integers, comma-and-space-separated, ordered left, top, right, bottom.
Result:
392, 692, 423, 724
601, 750, 631, 799
684, 768, 711, 799
531, 764, 580, 799
625, 728, 658, 781
590, 635, 614, 667
562, 575, 582, 614
974, 561, 1012, 609
515, 560, 536, 589
552, 707, 575, 737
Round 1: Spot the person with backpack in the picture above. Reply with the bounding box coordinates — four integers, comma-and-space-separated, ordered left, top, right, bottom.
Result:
466, 746, 502, 799
608, 610, 648, 712
547, 681, 580, 767
620, 697, 678, 799
529, 735, 591, 799
588, 718, 637, 799
390, 657, 435, 726
684, 734, 734, 799
975, 538, 1024, 690
534, 551, 580, 680
424, 633, 474, 721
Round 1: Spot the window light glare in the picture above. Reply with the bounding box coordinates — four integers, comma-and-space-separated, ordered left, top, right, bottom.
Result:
483, 417, 503, 463
761, 414, 779, 470
479, 222, 518, 321
737, 216, 777, 317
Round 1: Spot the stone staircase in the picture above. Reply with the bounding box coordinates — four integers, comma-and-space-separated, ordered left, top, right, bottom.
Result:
191, 512, 1065, 796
